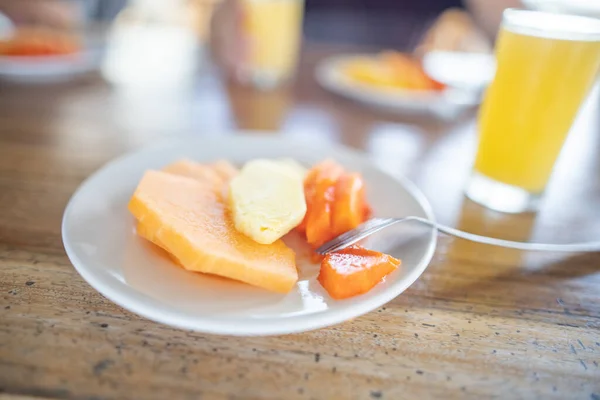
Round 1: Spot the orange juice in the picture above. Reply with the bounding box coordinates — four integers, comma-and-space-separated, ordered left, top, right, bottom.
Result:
242, 0, 304, 86
474, 11, 600, 194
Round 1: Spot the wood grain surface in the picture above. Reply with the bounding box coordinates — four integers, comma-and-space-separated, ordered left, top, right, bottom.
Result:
1, 42, 599, 400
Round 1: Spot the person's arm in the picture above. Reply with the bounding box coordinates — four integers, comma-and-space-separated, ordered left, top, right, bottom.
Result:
209, 0, 249, 78
415, 8, 492, 56
0, 0, 78, 28
463, 0, 523, 38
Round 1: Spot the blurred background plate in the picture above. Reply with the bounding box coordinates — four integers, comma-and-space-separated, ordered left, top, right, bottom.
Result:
0, 45, 105, 83
0, 3, 109, 84
315, 53, 488, 120
422, 50, 495, 91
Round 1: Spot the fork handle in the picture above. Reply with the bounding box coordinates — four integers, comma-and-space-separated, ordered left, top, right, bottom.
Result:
398, 217, 600, 252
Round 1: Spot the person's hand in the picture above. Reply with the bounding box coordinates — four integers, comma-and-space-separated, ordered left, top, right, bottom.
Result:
415, 8, 492, 57
463, 0, 523, 39
0, 0, 78, 29
209, 0, 250, 78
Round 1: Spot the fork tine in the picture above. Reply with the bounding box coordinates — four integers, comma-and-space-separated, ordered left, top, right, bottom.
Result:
316, 218, 394, 254
318, 219, 383, 252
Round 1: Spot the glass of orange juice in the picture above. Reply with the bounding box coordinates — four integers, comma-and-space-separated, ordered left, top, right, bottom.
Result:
466, 9, 600, 213
238, 0, 304, 89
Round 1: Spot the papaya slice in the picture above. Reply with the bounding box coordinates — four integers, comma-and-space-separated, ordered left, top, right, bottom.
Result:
305, 160, 344, 248
331, 172, 368, 237
295, 164, 319, 234
317, 245, 400, 300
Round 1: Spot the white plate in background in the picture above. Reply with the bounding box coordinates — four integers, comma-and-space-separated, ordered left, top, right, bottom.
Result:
422, 51, 495, 91
0, 18, 105, 83
316, 52, 494, 119
62, 134, 437, 336
0, 48, 104, 83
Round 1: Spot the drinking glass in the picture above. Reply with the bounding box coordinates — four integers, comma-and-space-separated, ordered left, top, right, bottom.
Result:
238, 0, 304, 89
465, 9, 600, 213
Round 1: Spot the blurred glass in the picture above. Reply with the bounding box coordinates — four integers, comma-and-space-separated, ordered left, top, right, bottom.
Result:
211, 0, 303, 89
225, 79, 292, 130
239, 0, 303, 89
101, 0, 206, 88
465, 9, 600, 213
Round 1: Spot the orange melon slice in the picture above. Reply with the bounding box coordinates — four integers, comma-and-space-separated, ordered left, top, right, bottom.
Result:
210, 160, 239, 182
162, 159, 237, 199
137, 159, 238, 259
129, 170, 298, 293
162, 159, 223, 188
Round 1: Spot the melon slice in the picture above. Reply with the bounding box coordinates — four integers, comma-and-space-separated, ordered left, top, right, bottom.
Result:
129, 170, 298, 293
162, 159, 223, 188
137, 159, 238, 259
210, 160, 239, 182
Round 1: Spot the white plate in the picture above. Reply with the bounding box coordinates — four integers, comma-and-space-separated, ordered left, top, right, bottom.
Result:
0, 11, 105, 83
0, 47, 104, 83
315, 54, 487, 119
62, 135, 437, 336
422, 51, 495, 91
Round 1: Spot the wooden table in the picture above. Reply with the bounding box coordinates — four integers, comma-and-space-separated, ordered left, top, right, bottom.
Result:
1, 42, 599, 400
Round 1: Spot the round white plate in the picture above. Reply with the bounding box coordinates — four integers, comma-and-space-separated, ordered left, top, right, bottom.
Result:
62, 135, 437, 336
315, 54, 487, 119
0, 10, 106, 83
422, 51, 495, 91
0, 47, 104, 83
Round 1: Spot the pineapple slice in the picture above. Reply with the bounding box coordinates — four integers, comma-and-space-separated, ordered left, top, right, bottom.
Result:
229, 159, 307, 244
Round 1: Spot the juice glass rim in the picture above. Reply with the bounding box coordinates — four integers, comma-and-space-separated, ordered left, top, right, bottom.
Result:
503, 8, 600, 41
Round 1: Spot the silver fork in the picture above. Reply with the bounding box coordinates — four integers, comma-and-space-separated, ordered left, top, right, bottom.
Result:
316, 217, 600, 254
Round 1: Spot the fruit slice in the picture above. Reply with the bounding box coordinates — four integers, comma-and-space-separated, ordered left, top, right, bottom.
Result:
381, 51, 446, 91
331, 172, 368, 237
136, 220, 184, 266
305, 160, 344, 248
138, 160, 238, 254
296, 163, 321, 234
129, 170, 298, 293
210, 160, 239, 182
0, 28, 81, 57
229, 159, 307, 245
162, 159, 223, 188
362, 203, 373, 221
276, 158, 308, 181
343, 58, 395, 88
317, 245, 400, 299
